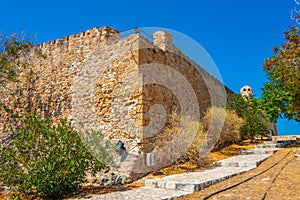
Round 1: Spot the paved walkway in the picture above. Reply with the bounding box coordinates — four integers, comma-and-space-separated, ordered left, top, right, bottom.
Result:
67, 141, 289, 200
177, 146, 300, 200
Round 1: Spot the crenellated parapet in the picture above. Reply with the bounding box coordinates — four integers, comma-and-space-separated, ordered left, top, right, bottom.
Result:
34, 26, 120, 55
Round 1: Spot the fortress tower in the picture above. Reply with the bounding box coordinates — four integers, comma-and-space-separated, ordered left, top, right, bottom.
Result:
1, 26, 233, 180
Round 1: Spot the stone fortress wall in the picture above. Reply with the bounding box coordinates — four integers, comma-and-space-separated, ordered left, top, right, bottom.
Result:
1, 26, 119, 130
0, 26, 233, 180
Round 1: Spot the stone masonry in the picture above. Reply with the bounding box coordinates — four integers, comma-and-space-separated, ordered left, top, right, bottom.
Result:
0, 26, 233, 180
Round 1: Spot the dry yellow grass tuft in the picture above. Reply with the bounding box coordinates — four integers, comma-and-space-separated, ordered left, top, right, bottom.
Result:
176, 107, 243, 165
202, 107, 244, 150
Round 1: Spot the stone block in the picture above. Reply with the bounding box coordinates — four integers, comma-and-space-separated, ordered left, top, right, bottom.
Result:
214, 154, 271, 167
165, 181, 176, 190
156, 180, 166, 189
175, 183, 198, 193
144, 179, 156, 187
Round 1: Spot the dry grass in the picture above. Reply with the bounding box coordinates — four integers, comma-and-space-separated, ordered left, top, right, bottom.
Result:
202, 107, 243, 150
149, 112, 180, 152
176, 107, 243, 165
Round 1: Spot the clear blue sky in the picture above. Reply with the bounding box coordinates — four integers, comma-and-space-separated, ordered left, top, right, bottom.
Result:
1, 0, 299, 135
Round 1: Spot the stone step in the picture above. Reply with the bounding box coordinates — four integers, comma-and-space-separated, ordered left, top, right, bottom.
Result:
214, 154, 271, 167
255, 143, 285, 148
144, 166, 255, 193
272, 136, 300, 143
240, 148, 278, 155
71, 142, 278, 200
74, 187, 191, 200
277, 140, 293, 145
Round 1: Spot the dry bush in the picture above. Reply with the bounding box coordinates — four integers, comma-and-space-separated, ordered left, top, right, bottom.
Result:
175, 116, 205, 164
176, 107, 243, 165
202, 107, 243, 150
220, 108, 244, 146
144, 107, 243, 166
145, 111, 204, 165
149, 112, 180, 152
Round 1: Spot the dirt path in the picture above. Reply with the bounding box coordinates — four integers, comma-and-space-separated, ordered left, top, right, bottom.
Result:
177, 146, 300, 200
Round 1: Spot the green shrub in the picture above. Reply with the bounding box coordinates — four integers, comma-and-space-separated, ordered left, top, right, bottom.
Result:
227, 94, 269, 139
81, 129, 117, 169
0, 115, 107, 200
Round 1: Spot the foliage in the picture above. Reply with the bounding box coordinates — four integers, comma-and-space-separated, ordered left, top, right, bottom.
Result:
227, 94, 269, 139
0, 115, 107, 200
261, 25, 300, 122
0, 33, 36, 133
0, 33, 32, 86
81, 129, 117, 168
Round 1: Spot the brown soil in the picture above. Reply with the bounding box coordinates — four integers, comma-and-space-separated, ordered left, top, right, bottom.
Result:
0, 140, 264, 200
177, 144, 300, 200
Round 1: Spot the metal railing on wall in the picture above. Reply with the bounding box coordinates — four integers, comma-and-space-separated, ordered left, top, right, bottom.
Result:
119, 27, 154, 42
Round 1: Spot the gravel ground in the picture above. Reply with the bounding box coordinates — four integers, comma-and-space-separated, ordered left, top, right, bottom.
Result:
177, 145, 300, 200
